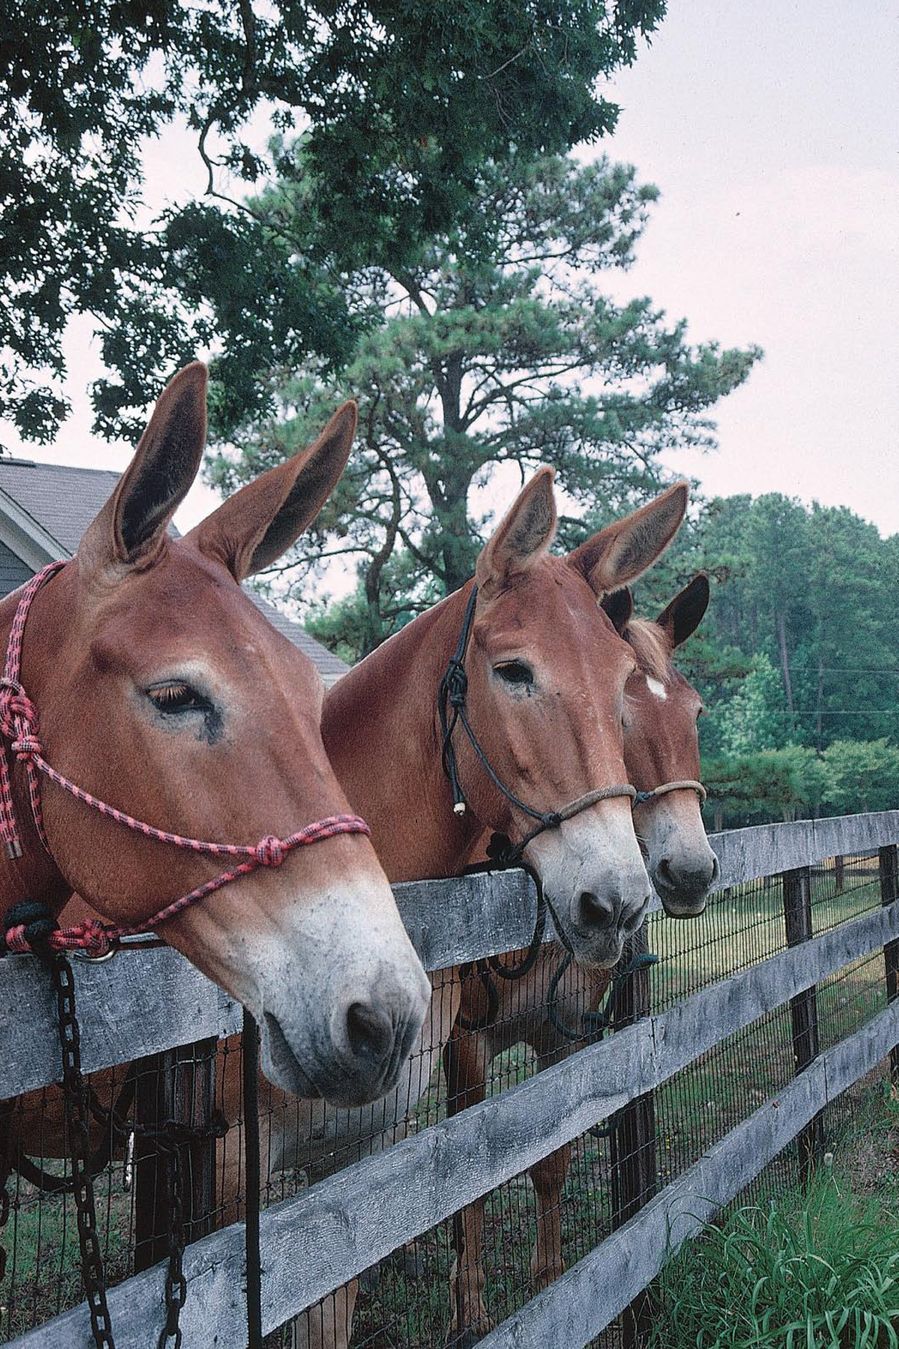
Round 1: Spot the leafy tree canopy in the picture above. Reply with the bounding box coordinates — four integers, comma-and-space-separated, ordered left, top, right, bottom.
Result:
209, 151, 759, 652
704, 745, 825, 826
658, 494, 899, 757
716, 653, 787, 757
2, 0, 666, 443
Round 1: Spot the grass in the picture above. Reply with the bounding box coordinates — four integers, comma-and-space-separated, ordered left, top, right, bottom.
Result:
647, 1079, 899, 1349
649, 864, 882, 1011
0, 1171, 133, 1341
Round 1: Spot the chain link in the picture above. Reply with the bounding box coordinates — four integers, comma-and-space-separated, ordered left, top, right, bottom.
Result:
51, 954, 116, 1349
158, 1146, 186, 1349
1, 1097, 11, 1283
0, 1174, 9, 1282
6, 950, 227, 1347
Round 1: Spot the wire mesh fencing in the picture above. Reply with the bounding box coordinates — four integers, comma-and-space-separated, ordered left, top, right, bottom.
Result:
1, 840, 897, 1347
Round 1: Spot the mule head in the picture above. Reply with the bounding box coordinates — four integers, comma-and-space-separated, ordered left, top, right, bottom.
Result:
13, 364, 428, 1107
456, 470, 688, 969
604, 572, 719, 916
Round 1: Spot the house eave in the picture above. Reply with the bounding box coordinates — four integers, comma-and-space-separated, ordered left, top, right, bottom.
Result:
0, 488, 70, 570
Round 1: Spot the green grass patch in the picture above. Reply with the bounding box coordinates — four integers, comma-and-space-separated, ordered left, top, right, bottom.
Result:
648, 1084, 899, 1349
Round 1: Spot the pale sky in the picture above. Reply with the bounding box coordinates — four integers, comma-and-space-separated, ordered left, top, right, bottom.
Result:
3, 0, 897, 542
601, 0, 899, 532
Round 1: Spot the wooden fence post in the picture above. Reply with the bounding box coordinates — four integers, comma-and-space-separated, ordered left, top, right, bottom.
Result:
134, 1038, 218, 1273
782, 866, 824, 1177
609, 922, 657, 1348
879, 845, 899, 1084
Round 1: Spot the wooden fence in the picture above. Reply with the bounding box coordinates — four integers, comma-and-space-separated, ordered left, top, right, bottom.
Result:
2, 810, 899, 1348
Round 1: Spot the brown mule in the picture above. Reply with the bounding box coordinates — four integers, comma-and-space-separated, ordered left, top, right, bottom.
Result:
0, 364, 428, 1108
6, 471, 688, 1348
615, 574, 718, 911
444, 575, 716, 1344
284, 471, 690, 1347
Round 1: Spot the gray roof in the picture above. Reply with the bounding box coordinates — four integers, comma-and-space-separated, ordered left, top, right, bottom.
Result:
0, 458, 122, 556
0, 457, 348, 687
248, 592, 349, 687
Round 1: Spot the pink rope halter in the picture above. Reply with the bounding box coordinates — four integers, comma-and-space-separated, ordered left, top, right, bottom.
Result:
0, 562, 371, 959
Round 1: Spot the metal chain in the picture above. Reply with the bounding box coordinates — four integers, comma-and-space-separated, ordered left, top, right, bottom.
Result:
157, 1146, 186, 1349
0, 1186, 7, 1282
1, 1096, 12, 1282
5, 1020, 228, 1349
51, 954, 116, 1349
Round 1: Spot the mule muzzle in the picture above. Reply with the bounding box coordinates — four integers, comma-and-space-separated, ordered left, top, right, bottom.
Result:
654, 849, 719, 917
260, 963, 429, 1107
566, 875, 651, 970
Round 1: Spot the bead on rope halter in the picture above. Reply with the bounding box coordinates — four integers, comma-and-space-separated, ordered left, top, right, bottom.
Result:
438, 582, 637, 866
0, 562, 373, 959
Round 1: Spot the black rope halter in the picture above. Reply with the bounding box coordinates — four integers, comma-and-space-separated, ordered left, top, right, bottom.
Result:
438, 584, 637, 869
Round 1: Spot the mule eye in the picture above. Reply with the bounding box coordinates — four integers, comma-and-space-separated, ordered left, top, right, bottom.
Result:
494, 660, 534, 687
147, 682, 209, 714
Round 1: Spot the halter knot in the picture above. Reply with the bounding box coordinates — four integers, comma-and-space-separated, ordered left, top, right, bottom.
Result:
2, 900, 57, 958
444, 660, 468, 710
485, 832, 516, 866
11, 733, 42, 761
0, 679, 38, 740
64, 919, 114, 959
254, 835, 286, 868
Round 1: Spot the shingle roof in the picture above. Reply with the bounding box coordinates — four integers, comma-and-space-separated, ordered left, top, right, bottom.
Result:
0, 459, 121, 556
248, 592, 349, 687
0, 457, 349, 687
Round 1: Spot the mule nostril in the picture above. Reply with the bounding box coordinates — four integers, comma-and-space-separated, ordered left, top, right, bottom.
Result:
345, 1001, 394, 1066
578, 890, 615, 929
660, 856, 716, 890
622, 900, 649, 934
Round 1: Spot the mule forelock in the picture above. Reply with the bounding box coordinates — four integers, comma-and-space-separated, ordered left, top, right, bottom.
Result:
624, 618, 672, 684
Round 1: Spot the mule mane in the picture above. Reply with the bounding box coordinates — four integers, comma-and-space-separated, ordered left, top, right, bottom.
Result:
624, 618, 672, 683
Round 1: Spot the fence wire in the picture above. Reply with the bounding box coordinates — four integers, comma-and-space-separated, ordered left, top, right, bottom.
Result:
0, 848, 896, 1348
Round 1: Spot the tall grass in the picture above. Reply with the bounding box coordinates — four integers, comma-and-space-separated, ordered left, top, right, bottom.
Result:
648, 1174, 899, 1348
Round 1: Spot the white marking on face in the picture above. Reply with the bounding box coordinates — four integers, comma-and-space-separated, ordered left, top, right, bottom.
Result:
646, 676, 667, 700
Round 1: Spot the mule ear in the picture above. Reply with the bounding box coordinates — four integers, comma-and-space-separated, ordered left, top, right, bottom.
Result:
657, 572, 709, 648
568, 482, 688, 596
188, 401, 356, 581
80, 362, 207, 570
601, 587, 634, 635
476, 468, 557, 592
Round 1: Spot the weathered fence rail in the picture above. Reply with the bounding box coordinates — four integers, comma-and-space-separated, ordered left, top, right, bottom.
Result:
5, 812, 898, 1101
1, 869, 537, 1099
478, 999, 899, 1349
3, 810, 899, 1348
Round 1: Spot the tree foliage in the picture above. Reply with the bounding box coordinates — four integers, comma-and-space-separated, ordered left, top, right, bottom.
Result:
2, 0, 666, 443
704, 740, 899, 828
209, 152, 759, 652
704, 746, 825, 827
655, 493, 899, 759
